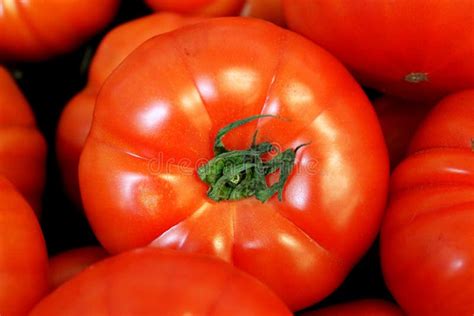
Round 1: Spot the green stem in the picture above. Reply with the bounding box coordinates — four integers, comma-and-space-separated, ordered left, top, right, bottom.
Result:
197, 115, 309, 203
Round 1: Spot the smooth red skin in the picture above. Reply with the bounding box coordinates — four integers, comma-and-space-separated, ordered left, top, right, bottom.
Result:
146, 0, 284, 25
0, 0, 119, 61
0, 177, 48, 316
372, 96, 433, 168
31, 248, 292, 316
56, 13, 202, 205
302, 299, 405, 316
381, 90, 474, 315
79, 18, 389, 310
0, 67, 46, 214
48, 246, 108, 291
283, 1, 474, 101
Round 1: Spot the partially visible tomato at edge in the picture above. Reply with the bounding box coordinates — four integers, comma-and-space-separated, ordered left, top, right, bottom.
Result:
0, 66, 46, 214
381, 89, 474, 315
283, 0, 474, 101
0, 0, 119, 61
0, 176, 48, 316
31, 248, 292, 316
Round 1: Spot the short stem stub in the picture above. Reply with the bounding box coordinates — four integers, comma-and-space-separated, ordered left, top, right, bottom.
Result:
197, 115, 309, 203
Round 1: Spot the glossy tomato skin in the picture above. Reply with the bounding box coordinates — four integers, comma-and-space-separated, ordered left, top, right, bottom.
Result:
146, 0, 284, 25
283, 1, 474, 101
48, 246, 108, 291
302, 299, 405, 316
381, 90, 474, 315
31, 249, 292, 316
79, 18, 389, 310
57, 13, 202, 205
0, 177, 48, 316
0, 67, 46, 214
372, 96, 433, 168
0, 0, 119, 61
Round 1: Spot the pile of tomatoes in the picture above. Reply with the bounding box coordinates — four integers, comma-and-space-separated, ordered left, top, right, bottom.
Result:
1, 1, 472, 315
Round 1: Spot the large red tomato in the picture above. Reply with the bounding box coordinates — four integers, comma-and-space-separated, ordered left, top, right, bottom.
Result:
57, 13, 202, 205
302, 299, 405, 316
31, 249, 292, 316
372, 96, 433, 168
146, 0, 284, 25
381, 89, 474, 315
0, 176, 48, 316
48, 246, 108, 291
79, 18, 389, 310
0, 0, 119, 61
0, 66, 46, 214
283, 1, 474, 101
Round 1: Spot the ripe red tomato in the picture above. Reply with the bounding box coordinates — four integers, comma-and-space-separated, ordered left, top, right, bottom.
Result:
79, 18, 389, 310
0, 0, 119, 61
31, 249, 292, 316
381, 89, 474, 315
0, 176, 48, 316
48, 246, 108, 291
0, 67, 46, 214
302, 299, 405, 316
57, 13, 202, 205
372, 96, 433, 168
283, 1, 474, 101
145, 0, 284, 25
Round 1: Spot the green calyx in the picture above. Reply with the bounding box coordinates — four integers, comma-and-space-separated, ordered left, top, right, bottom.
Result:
197, 115, 309, 203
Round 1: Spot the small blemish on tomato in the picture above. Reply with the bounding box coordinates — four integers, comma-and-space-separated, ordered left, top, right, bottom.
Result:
404, 72, 429, 83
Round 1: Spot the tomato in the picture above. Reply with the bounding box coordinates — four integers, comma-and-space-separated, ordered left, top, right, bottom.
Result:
48, 246, 108, 291
57, 13, 202, 205
0, 67, 46, 214
302, 299, 405, 316
0, 176, 48, 316
372, 96, 433, 168
381, 89, 474, 315
79, 18, 389, 310
146, 0, 284, 25
31, 248, 291, 315
283, 1, 474, 101
0, 0, 119, 61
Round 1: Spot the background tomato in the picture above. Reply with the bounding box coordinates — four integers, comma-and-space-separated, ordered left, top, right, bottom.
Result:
372, 96, 433, 168
48, 246, 108, 290
146, 0, 284, 25
145, 0, 245, 16
79, 18, 389, 310
283, 0, 474, 101
0, 0, 119, 61
302, 299, 404, 316
0, 66, 46, 214
0, 177, 48, 316
241, 0, 284, 26
31, 249, 291, 316
57, 12, 202, 205
381, 90, 474, 315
